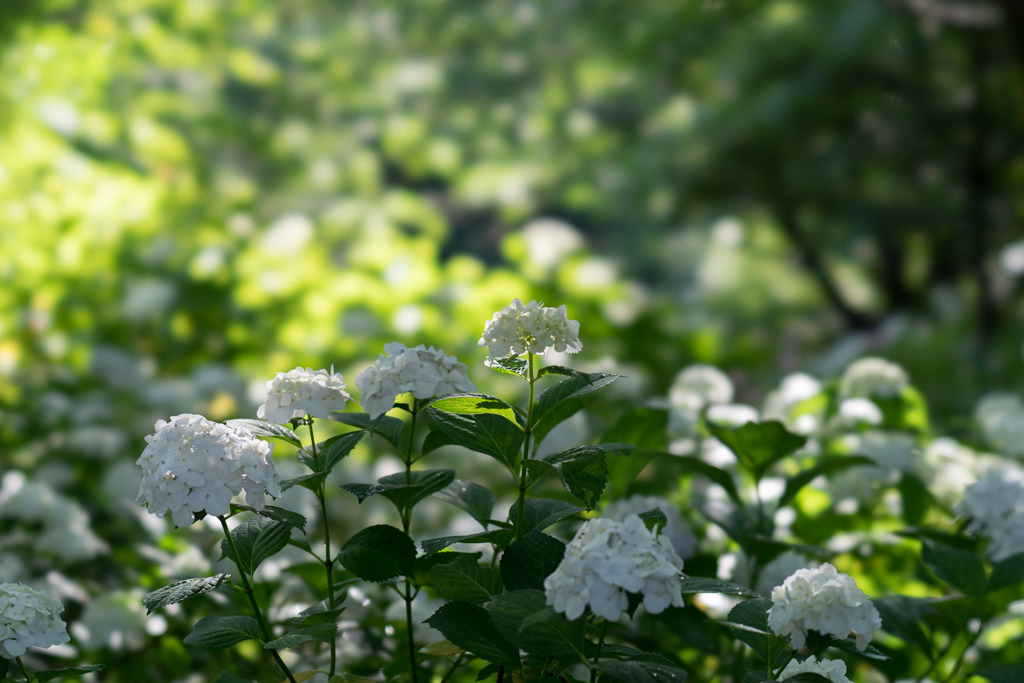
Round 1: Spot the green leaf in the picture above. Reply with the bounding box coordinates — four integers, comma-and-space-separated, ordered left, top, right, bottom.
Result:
280, 470, 330, 493
422, 426, 457, 455
898, 473, 935, 526
706, 420, 806, 481
487, 589, 586, 658
142, 573, 230, 614
779, 674, 833, 683
533, 371, 618, 434
678, 577, 761, 598
989, 552, 1024, 592
485, 355, 528, 378
428, 393, 523, 427
263, 623, 337, 649
338, 524, 417, 582
597, 653, 689, 682
212, 672, 254, 683
434, 479, 495, 525
244, 504, 307, 531
723, 598, 787, 667
342, 469, 456, 517
778, 456, 876, 507
183, 616, 261, 649
288, 604, 346, 626
423, 555, 503, 602
972, 664, 1024, 683
221, 517, 292, 576
317, 431, 366, 472
426, 408, 524, 473
226, 419, 302, 447
508, 497, 585, 534
601, 407, 667, 497
664, 453, 743, 506
544, 445, 608, 509
531, 398, 585, 450
500, 531, 566, 591
873, 595, 935, 657
328, 412, 404, 447
32, 665, 105, 682
424, 601, 520, 666
638, 508, 669, 534
921, 538, 986, 597
420, 529, 515, 556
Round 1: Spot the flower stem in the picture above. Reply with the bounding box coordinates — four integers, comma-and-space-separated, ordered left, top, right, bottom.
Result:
219, 515, 298, 683
307, 419, 340, 676
15, 656, 35, 682
515, 354, 536, 542
402, 399, 420, 683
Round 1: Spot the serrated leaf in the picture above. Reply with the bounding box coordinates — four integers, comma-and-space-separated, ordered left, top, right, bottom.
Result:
707, 420, 806, 481
142, 574, 230, 614
263, 623, 337, 649
338, 524, 416, 581
328, 412, 404, 447
33, 665, 105, 682
221, 517, 292, 576
316, 431, 366, 473
500, 531, 566, 591
724, 598, 788, 666
533, 371, 618, 434
679, 577, 761, 598
420, 529, 516, 556
508, 497, 585, 534
426, 408, 524, 472
280, 471, 330, 493
434, 479, 495, 525
419, 640, 466, 657
778, 456, 876, 507
226, 419, 302, 447
424, 601, 520, 666
183, 616, 261, 649
378, 469, 456, 513
487, 589, 586, 658
544, 445, 608, 509
921, 538, 986, 597
597, 653, 689, 682
423, 555, 502, 602
428, 394, 523, 427
874, 595, 935, 657
989, 552, 1024, 592
485, 355, 528, 378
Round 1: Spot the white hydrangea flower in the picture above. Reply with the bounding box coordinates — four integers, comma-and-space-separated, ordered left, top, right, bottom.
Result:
839, 357, 909, 399
257, 367, 350, 424
544, 515, 684, 622
762, 372, 822, 431
0, 472, 107, 561
668, 364, 734, 438
478, 298, 581, 361
827, 398, 883, 432
601, 495, 696, 559
136, 414, 281, 527
0, 583, 70, 658
72, 591, 148, 652
767, 563, 881, 650
355, 342, 476, 418
974, 393, 1024, 457
778, 655, 852, 683
957, 467, 1024, 562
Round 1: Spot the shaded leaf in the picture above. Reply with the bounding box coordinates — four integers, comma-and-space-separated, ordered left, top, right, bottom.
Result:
142, 574, 230, 614
328, 412, 404, 447
338, 525, 416, 582
226, 419, 302, 447
989, 552, 1024, 592
972, 664, 1024, 683
679, 577, 761, 598
487, 589, 586, 658
434, 479, 495, 525
423, 555, 502, 602
874, 595, 935, 657
317, 431, 366, 473
221, 516, 292, 576
597, 653, 689, 682
33, 666, 105, 682
544, 445, 608, 509
420, 529, 515, 556
280, 470, 330, 493
424, 601, 520, 666
508, 497, 585, 535
533, 371, 618, 434
183, 616, 261, 649
264, 623, 337, 649
921, 538, 986, 597
426, 408, 524, 473
500, 531, 566, 591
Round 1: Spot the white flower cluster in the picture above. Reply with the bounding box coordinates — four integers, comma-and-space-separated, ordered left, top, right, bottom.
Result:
478, 298, 581, 361
0, 583, 70, 658
839, 357, 909, 399
355, 342, 476, 418
601, 495, 696, 560
974, 393, 1024, 457
0, 472, 107, 562
667, 364, 735, 438
957, 468, 1024, 561
778, 655, 852, 683
257, 367, 350, 424
762, 372, 822, 434
767, 563, 881, 650
544, 515, 684, 622
136, 414, 281, 527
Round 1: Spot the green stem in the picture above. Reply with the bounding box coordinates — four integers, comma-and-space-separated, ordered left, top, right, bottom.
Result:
946, 621, 985, 683
219, 516, 298, 683
589, 618, 608, 682
15, 656, 35, 683
307, 419, 339, 677
402, 399, 420, 683
515, 354, 536, 542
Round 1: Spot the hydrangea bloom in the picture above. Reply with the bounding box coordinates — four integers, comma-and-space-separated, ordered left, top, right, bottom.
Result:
778, 655, 852, 683
478, 298, 581, 361
767, 563, 881, 650
974, 393, 1024, 457
957, 468, 1024, 561
0, 471, 107, 561
0, 583, 70, 658
355, 342, 476, 418
136, 414, 281, 527
544, 515, 684, 622
601, 495, 696, 560
257, 367, 350, 424
762, 372, 822, 430
839, 357, 909, 399
667, 364, 735, 438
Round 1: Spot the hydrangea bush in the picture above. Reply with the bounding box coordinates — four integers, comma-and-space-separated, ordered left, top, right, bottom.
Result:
6, 297, 1024, 682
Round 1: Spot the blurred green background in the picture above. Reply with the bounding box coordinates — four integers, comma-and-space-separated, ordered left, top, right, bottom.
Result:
0, 0, 1022, 679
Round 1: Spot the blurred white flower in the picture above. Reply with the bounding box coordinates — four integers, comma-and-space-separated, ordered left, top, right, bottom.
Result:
839, 357, 908, 399
958, 467, 1024, 562
973, 393, 1024, 457
544, 515, 684, 622
767, 562, 880, 650
827, 398, 883, 432
828, 431, 920, 508
478, 298, 581, 361
668, 364, 734, 437
136, 414, 281, 527
602, 495, 696, 559
257, 367, 350, 424
72, 591, 148, 652
763, 372, 822, 433
355, 342, 476, 418
0, 472, 107, 562
778, 655, 851, 683
757, 552, 814, 597
0, 582, 70, 658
